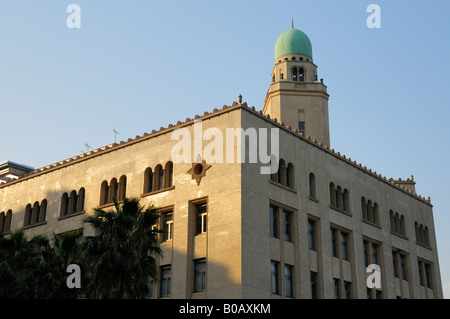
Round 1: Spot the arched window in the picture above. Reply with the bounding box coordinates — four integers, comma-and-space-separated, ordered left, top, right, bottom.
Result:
39, 199, 47, 223
373, 203, 379, 225
415, 222, 419, 242
118, 175, 127, 201
31, 202, 40, 225
154, 164, 164, 190
60, 193, 69, 217
367, 200, 373, 222
0, 210, 12, 234
69, 190, 77, 215
24, 204, 32, 227
144, 167, 153, 194
278, 159, 286, 185
336, 186, 343, 210
100, 181, 109, 206
394, 213, 400, 234
270, 156, 278, 183
286, 163, 295, 188
164, 162, 173, 188
309, 173, 316, 199
77, 188, 85, 212
299, 68, 304, 81
329, 183, 336, 207
0, 212, 5, 234
109, 178, 118, 202
4, 210, 12, 234
400, 215, 406, 237
390, 211, 396, 233
361, 197, 368, 220
343, 189, 350, 213
292, 67, 298, 81
419, 225, 425, 244
424, 227, 430, 246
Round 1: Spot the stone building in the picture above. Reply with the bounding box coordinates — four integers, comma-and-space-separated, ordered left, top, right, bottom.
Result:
0, 26, 443, 299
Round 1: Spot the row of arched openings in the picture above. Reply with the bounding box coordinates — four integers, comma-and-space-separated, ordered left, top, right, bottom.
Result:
361, 197, 380, 225
389, 210, 406, 237
0, 210, 12, 234
270, 159, 295, 189
60, 188, 85, 218
329, 183, 350, 213
292, 67, 305, 82
415, 222, 430, 247
24, 200, 47, 227
144, 161, 174, 194
100, 176, 127, 206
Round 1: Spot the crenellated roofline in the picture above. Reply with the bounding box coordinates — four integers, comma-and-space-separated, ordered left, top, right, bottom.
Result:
0, 101, 432, 206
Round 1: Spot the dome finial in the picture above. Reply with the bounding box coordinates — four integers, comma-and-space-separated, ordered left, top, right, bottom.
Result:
291, 17, 294, 29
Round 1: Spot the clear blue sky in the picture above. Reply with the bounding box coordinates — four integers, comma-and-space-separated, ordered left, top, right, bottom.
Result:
0, 0, 449, 297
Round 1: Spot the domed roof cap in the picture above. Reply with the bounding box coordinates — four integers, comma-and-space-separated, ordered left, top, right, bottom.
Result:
274, 21, 313, 60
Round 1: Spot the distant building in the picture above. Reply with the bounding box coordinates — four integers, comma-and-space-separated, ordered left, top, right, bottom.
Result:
0, 161, 34, 185
0, 26, 443, 299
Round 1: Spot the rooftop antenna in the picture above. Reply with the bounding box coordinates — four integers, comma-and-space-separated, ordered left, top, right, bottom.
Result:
80, 143, 92, 154
113, 129, 121, 144
291, 17, 294, 29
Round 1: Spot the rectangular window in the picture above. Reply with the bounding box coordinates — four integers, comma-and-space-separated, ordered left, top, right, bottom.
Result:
363, 240, 369, 267
162, 212, 173, 242
400, 254, 407, 281
149, 279, 155, 298
334, 278, 340, 299
418, 261, 424, 286
194, 259, 207, 292
283, 210, 292, 242
376, 290, 383, 299
160, 266, 171, 297
344, 281, 352, 299
341, 232, 349, 261
331, 228, 338, 257
367, 288, 372, 299
195, 203, 207, 235
284, 265, 293, 298
270, 206, 278, 238
393, 251, 399, 278
372, 243, 379, 265
298, 121, 305, 134
271, 261, 279, 294
425, 263, 432, 289
308, 219, 316, 250
310, 272, 318, 299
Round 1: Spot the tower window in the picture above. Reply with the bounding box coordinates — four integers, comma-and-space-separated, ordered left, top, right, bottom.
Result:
292, 67, 297, 81
299, 68, 304, 81
298, 121, 305, 134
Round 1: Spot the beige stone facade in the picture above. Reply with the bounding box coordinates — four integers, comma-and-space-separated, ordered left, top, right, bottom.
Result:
0, 29, 443, 299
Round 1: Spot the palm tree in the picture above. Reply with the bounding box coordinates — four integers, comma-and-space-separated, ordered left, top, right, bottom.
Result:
0, 229, 49, 298
81, 197, 162, 298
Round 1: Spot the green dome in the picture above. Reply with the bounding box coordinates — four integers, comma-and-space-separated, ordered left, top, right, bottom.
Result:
274, 28, 313, 60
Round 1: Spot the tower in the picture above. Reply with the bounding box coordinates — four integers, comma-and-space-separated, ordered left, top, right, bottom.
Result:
263, 24, 330, 146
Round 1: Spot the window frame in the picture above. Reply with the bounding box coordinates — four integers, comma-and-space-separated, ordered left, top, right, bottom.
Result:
194, 259, 207, 293
160, 265, 172, 298
195, 203, 207, 235
271, 261, 280, 295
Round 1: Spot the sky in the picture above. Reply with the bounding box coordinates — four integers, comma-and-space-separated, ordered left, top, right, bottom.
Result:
0, 0, 449, 297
